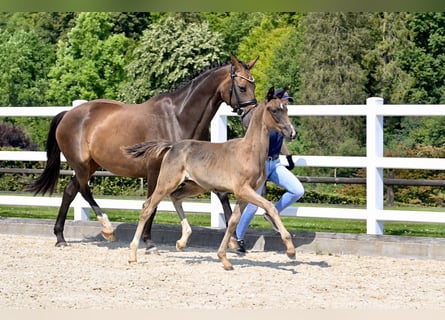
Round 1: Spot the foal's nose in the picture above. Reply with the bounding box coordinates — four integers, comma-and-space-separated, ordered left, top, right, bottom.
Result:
283, 124, 296, 140
290, 125, 297, 140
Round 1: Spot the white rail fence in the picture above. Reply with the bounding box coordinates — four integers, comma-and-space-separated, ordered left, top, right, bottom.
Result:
1, 98, 445, 235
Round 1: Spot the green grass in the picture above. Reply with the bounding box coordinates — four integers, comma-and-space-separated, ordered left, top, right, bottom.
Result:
1, 204, 444, 238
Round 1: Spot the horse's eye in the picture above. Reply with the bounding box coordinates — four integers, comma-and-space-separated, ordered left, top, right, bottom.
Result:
239, 86, 246, 93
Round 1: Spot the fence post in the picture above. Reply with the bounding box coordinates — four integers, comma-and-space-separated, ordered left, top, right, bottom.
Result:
366, 97, 384, 235
71, 99, 90, 221
209, 107, 228, 228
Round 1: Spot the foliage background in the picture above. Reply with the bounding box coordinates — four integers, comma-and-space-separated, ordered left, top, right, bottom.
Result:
0, 12, 444, 206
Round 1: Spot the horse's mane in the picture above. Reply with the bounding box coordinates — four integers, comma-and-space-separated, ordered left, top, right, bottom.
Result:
158, 58, 245, 97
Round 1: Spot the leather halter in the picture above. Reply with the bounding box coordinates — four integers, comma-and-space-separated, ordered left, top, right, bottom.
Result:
229, 64, 257, 115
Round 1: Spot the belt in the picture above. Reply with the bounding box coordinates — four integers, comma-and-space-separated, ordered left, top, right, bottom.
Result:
267, 155, 279, 161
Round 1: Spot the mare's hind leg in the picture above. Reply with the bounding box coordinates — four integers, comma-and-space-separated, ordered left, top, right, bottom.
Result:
54, 177, 79, 246
78, 182, 115, 241
170, 181, 206, 250
73, 161, 115, 241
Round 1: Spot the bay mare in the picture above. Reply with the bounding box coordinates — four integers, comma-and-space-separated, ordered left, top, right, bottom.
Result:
27, 54, 258, 253
125, 87, 297, 270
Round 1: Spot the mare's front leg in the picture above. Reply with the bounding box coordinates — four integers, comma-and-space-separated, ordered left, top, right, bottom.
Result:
141, 211, 158, 254
215, 191, 233, 227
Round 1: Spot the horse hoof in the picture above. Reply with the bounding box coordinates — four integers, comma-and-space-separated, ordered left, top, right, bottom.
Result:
101, 231, 115, 242
286, 252, 296, 260
223, 265, 234, 271
145, 246, 160, 255
176, 241, 187, 251
55, 241, 68, 247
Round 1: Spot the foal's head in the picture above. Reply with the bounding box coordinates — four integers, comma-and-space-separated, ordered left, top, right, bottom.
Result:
262, 87, 296, 140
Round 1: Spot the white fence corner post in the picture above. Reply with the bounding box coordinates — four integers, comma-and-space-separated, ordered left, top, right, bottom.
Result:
73, 194, 90, 221
366, 97, 384, 235
209, 104, 229, 228
71, 99, 90, 221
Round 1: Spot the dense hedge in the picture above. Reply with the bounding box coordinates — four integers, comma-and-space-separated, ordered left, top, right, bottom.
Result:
0, 156, 442, 207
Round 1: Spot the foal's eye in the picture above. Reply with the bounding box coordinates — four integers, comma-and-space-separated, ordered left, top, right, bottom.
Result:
239, 86, 246, 93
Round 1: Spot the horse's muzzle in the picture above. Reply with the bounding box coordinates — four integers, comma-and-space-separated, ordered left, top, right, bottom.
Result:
283, 125, 296, 140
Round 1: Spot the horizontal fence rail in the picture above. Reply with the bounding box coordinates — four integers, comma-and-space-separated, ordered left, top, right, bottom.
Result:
1, 98, 445, 235
2, 168, 444, 186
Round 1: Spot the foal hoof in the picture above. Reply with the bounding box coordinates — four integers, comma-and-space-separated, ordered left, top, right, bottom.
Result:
286, 251, 296, 260
176, 240, 187, 251
101, 231, 116, 242
223, 265, 234, 271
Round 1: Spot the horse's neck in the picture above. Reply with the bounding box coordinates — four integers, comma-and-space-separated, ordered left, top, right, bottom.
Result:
169, 66, 228, 140
243, 105, 270, 156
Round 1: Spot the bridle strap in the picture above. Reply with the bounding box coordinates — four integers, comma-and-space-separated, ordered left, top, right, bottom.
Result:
229, 64, 257, 115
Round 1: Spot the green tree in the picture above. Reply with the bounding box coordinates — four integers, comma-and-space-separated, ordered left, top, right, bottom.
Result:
109, 12, 154, 39
118, 15, 225, 103
0, 12, 77, 45
0, 26, 57, 150
202, 12, 264, 59
404, 12, 445, 104
296, 13, 375, 160
0, 29, 54, 106
46, 12, 133, 104
364, 12, 415, 104
238, 13, 293, 98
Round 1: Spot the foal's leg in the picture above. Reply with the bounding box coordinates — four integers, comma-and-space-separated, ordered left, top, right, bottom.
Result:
129, 181, 182, 262
141, 169, 162, 254
216, 201, 246, 270
170, 181, 206, 250
237, 187, 296, 259
130, 161, 185, 263
128, 196, 159, 263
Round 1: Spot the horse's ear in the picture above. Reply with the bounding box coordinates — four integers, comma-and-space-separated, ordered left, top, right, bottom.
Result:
247, 56, 259, 69
230, 53, 241, 68
267, 87, 275, 101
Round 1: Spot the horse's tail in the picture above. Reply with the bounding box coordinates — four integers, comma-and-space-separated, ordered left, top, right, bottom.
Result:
26, 111, 67, 196
124, 141, 173, 160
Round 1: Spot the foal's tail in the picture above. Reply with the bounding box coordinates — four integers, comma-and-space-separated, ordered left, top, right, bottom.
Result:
124, 141, 173, 160
26, 111, 67, 196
